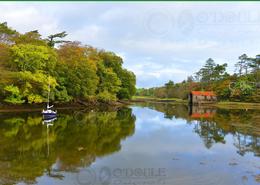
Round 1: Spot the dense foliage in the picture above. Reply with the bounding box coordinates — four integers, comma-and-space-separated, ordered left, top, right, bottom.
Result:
137, 57, 260, 102
0, 22, 136, 104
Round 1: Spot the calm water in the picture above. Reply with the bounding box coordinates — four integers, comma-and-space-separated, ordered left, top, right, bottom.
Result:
0, 103, 259, 185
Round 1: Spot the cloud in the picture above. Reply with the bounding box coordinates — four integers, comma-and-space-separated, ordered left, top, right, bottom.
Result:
1, 2, 260, 87
120, 39, 219, 54
68, 24, 106, 46
0, 3, 60, 36
126, 58, 190, 87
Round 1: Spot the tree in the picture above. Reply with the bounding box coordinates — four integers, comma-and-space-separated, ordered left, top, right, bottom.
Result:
0, 22, 137, 104
10, 44, 57, 73
57, 42, 99, 99
0, 22, 17, 44
97, 62, 121, 101
154, 87, 166, 98
235, 54, 249, 76
98, 50, 136, 100
98, 51, 123, 72
117, 69, 136, 99
3, 85, 24, 104
0, 43, 11, 68
187, 76, 194, 83
12, 30, 47, 46
164, 80, 174, 98
47, 31, 68, 47
13, 71, 58, 104
248, 55, 260, 81
195, 58, 227, 84
196, 58, 216, 83
212, 63, 228, 81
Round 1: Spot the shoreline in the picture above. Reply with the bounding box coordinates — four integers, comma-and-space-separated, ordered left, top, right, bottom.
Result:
0, 100, 128, 113
131, 96, 187, 103
215, 101, 260, 109
1, 98, 260, 112
131, 96, 260, 109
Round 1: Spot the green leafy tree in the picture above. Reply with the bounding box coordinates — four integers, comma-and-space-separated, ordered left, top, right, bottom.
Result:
97, 62, 121, 101
164, 80, 174, 98
18, 71, 58, 103
47, 31, 68, 47
57, 42, 99, 99
248, 55, 260, 82
235, 54, 249, 76
12, 30, 47, 46
196, 58, 216, 83
10, 44, 57, 73
98, 51, 136, 100
117, 69, 136, 99
4, 85, 24, 104
0, 22, 17, 44
0, 23, 136, 104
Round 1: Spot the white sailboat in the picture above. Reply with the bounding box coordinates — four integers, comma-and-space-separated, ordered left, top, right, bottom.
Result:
42, 77, 57, 118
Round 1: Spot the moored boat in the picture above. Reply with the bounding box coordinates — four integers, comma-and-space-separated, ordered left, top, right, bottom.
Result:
42, 77, 57, 118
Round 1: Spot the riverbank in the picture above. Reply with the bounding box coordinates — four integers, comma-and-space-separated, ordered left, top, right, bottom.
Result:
2, 98, 260, 112
131, 96, 187, 103
0, 100, 127, 113
131, 96, 260, 109
215, 101, 260, 109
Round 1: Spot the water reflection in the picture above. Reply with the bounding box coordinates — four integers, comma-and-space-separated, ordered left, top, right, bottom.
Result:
0, 108, 135, 185
135, 102, 260, 157
0, 104, 260, 185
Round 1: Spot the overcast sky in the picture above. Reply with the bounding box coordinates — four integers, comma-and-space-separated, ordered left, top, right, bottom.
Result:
1, 2, 260, 87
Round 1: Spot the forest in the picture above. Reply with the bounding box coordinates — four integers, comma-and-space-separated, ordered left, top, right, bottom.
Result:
0, 22, 136, 104
136, 56, 260, 102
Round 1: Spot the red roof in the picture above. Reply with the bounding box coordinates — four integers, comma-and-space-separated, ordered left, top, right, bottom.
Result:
191, 113, 215, 118
191, 91, 216, 96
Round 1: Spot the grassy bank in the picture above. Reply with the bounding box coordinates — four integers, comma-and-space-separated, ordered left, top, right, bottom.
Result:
131, 96, 187, 103
132, 96, 260, 109
216, 101, 260, 109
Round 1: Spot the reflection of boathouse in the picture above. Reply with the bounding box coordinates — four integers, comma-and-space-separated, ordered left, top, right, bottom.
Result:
189, 91, 217, 105
189, 106, 216, 119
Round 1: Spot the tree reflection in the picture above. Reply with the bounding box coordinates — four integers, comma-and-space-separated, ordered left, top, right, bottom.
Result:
0, 108, 135, 184
193, 121, 226, 149
135, 102, 260, 156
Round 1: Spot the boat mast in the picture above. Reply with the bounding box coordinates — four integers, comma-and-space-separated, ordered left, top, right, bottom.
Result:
47, 76, 50, 109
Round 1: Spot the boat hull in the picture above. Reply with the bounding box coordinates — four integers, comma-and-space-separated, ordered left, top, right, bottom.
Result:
42, 112, 57, 120
42, 112, 57, 116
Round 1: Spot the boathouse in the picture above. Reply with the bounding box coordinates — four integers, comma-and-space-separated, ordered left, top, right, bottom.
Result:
189, 91, 217, 105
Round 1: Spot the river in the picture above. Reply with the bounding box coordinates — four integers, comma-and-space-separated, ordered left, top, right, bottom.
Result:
0, 103, 259, 185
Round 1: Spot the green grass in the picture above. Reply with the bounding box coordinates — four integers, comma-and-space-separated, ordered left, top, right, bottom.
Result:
132, 96, 187, 103
216, 101, 260, 109
133, 96, 260, 109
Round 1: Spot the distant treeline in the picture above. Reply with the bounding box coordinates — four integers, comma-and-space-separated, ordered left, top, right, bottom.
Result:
0, 22, 136, 104
136, 57, 260, 102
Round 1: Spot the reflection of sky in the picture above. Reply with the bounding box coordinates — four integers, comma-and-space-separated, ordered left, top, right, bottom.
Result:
36, 106, 260, 185
93, 106, 260, 185
133, 108, 185, 133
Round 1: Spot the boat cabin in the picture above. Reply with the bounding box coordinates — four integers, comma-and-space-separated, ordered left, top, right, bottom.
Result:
189, 91, 217, 105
